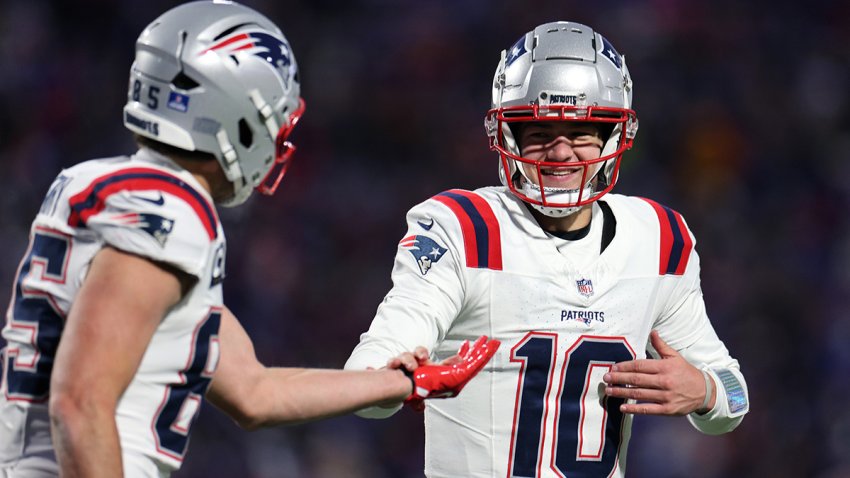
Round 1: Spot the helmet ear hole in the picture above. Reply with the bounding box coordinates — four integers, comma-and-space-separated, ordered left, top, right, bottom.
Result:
125, 1, 301, 207
238, 119, 253, 148
172, 72, 200, 90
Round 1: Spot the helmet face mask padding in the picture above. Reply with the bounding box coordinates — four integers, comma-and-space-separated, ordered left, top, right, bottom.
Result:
486, 21, 638, 218
123, 1, 305, 206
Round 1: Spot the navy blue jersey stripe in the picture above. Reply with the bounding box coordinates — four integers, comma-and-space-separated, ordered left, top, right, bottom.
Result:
661, 205, 684, 274
71, 171, 217, 239
438, 191, 490, 268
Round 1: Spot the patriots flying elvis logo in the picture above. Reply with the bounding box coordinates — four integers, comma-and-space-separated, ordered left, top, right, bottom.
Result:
112, 212, 175, 247
598, 34, 622, 70
204, 31, 296, 88
505, 36, 528, 67
400, 235, 447, 275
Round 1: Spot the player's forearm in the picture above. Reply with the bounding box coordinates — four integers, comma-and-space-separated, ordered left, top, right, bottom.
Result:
673, 324, 750, 431
688, 366, 749, 434
235, 367, 412, 429
50, 395, 123, 477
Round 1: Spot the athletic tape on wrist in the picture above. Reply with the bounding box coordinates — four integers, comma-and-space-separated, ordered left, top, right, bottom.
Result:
699, 369, 713, 411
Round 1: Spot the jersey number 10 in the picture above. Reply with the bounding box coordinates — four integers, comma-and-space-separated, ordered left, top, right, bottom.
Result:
508, 333, 635, 478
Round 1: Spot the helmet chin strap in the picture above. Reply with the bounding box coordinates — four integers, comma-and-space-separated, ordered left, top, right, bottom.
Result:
519, 177, 592, 218
514, 159, 602, 218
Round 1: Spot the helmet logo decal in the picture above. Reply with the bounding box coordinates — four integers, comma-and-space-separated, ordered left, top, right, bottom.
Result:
206, 31, 296, 87
505, 36, 528, 67
598, 35, 622, 70
400, 235, 447, 275
539, 92, 577, 106
167, 92, 190, 112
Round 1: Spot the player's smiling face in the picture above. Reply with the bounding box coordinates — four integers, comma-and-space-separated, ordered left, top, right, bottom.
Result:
517, 122, 604, 190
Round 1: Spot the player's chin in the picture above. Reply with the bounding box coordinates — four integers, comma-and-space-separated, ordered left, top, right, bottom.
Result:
539, 176, 582, 190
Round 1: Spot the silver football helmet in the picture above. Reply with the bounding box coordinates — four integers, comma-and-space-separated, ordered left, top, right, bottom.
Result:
485, 21, 638, 217
124, 0, 304, 207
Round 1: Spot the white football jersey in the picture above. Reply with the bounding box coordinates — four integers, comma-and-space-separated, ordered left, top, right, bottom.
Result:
0, 148, 225, 475
346, 187, 749, 478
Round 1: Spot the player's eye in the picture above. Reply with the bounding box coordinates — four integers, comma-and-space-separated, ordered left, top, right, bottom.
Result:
524, 131, 550, 141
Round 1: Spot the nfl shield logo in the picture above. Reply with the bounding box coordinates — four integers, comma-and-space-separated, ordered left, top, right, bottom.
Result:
576, 278, 594, 298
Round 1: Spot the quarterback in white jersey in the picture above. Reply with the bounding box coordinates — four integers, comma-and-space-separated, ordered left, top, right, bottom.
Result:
346, 21, 749, 478
0, 3, 500, 477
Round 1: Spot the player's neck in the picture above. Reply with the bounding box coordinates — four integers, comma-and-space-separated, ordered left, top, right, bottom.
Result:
528, 204, 592, 234
170, 156, 229, 203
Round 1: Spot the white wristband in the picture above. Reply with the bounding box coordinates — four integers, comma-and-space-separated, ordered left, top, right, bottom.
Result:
699, 369, 714, 411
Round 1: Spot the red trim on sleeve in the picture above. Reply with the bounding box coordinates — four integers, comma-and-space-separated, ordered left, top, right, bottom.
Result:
671, 209, 694, 275
640, 198, 673, 275
433, 194, 480, 268
639, 197, 693, 276
448, 189, 503, 270
68, 168, 218, 240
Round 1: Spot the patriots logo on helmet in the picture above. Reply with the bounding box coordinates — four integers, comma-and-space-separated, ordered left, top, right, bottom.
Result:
205, 31, 296, 88
400, 235, 447, 275
505, 36, 528, 67
598, 34, 622, 70
113, 212, 175, 247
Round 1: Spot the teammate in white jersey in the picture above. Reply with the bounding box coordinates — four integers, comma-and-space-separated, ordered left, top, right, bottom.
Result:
0, 2, 499, 477
345, 21, 750, 477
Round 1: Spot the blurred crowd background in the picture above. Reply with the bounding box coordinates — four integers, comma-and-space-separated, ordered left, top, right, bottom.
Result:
2, 0, 849, 476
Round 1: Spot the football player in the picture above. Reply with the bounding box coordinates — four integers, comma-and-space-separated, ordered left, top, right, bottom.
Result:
346, 21, 749, 477
0, 2, 499, 477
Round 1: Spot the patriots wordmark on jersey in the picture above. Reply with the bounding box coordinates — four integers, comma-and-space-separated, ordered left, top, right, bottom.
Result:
0, 148, 226, 473
346, 187, 748, 478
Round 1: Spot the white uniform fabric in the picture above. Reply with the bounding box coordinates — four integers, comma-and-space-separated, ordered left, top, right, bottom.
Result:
0, 148, 225, 476
346, 186, 749, 478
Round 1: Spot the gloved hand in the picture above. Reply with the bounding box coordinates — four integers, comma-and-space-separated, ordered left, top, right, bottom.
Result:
402, 336, 500, 411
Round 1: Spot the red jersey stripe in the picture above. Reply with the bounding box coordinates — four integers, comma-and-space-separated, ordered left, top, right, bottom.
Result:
446, 189, 503, 271
434, 194, 480, 268
671, 209, 694, 275
639, 198, 675, 275
68, 168, 218, 240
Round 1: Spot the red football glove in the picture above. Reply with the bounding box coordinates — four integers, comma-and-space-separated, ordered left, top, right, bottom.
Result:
403, 335, 500, 412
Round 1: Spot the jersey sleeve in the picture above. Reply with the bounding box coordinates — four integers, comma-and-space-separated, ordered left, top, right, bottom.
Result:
74, 186, 218, 279
345, 196, 467, 418
650, 220, 750, 434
